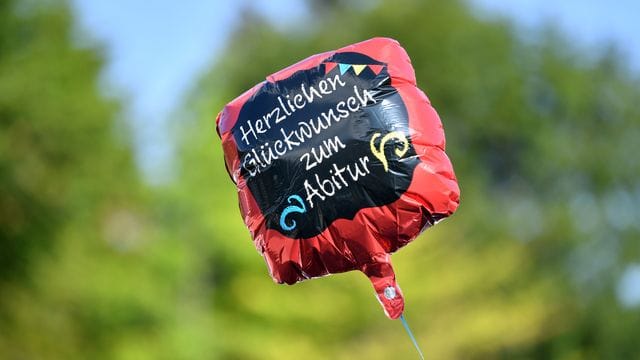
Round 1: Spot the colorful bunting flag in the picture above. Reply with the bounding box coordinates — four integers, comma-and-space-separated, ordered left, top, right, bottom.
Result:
324, 62, 338, 74
368, 64, 384, 75
352, 64, 367, 75
323, 62, 385, 76
338, 63, 352, 75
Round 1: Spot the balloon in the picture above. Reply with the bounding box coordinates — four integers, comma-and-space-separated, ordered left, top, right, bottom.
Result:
216, 37, 459, 319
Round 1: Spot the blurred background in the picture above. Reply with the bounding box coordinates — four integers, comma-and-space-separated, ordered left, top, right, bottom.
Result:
1, 0, 639, 358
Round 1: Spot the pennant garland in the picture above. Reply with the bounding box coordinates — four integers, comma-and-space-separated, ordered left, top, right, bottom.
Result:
324, 62, 385, 76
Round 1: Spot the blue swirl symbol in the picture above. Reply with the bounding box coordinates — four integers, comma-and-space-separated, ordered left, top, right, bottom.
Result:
279, 195, 307, 231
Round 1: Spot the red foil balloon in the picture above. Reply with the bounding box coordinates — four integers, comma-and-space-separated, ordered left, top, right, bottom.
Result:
216, 38, 459, 319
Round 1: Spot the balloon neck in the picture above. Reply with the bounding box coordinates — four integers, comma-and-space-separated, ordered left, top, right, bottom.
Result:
362, 261, 404, 319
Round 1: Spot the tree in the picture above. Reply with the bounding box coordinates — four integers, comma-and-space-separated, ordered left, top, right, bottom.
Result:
0, 0, 136, 283
0, 1, 151, 358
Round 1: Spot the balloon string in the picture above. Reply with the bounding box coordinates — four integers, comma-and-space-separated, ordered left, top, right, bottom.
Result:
400, 314, 424, 360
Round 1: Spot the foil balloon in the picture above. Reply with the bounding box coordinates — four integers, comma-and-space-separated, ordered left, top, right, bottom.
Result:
216, 37, 459, 319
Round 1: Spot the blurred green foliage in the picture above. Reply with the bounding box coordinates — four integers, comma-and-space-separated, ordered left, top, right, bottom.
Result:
1, 0, 639, 359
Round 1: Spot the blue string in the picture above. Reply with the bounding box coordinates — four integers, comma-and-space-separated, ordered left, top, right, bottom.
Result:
400, 314, 424, 360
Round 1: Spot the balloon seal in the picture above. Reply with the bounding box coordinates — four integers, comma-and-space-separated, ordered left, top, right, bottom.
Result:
362, 261, 404, 319
400, 313, 424, 360
384, 286, 397, 300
